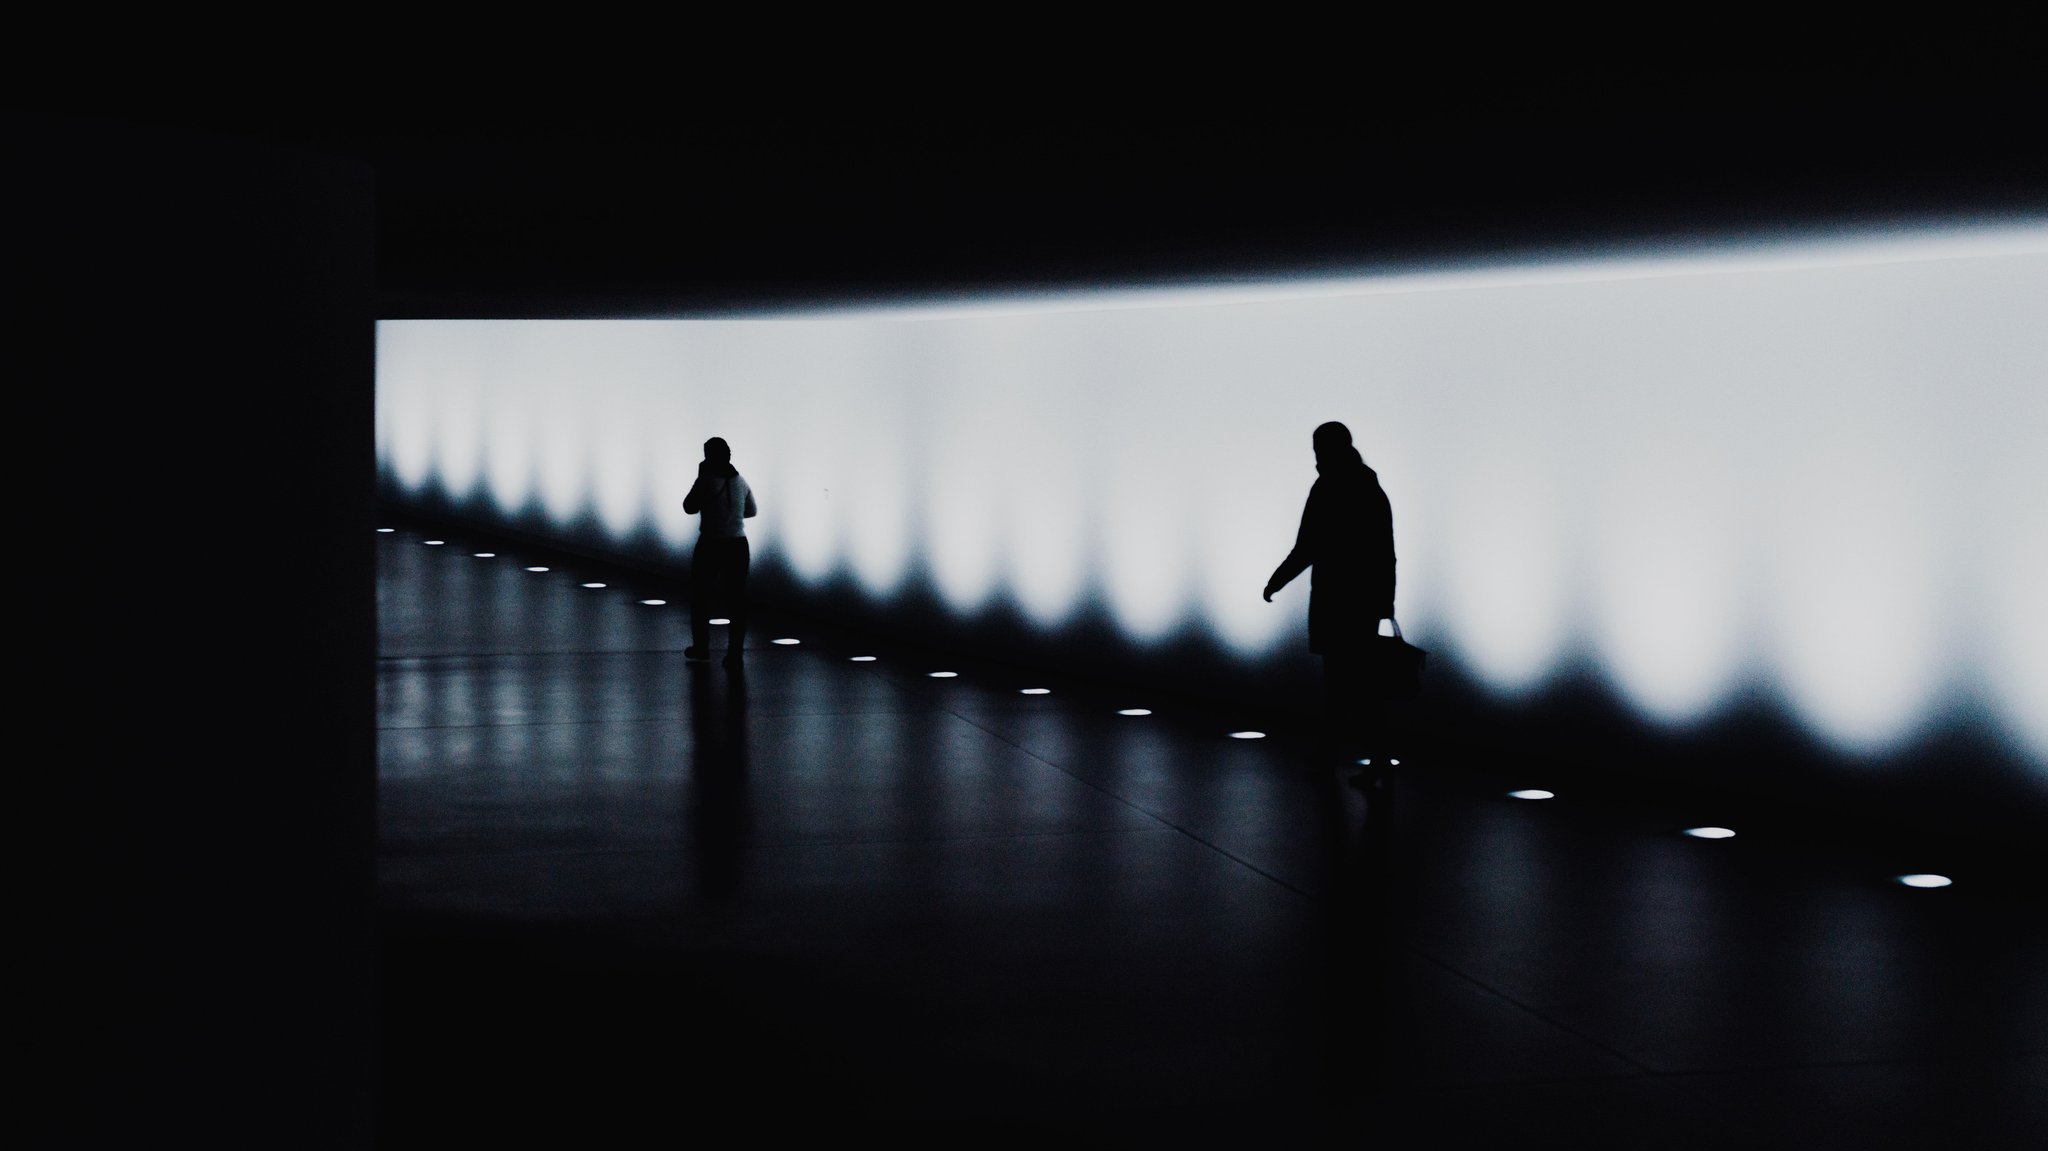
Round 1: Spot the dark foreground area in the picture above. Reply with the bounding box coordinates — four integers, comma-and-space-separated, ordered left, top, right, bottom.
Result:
376, 522, 2046, 1146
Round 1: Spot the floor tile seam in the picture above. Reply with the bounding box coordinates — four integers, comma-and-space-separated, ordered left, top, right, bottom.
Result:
938, 707, 1319, 904
377, 824, 1187, 863
1390, 1068, 1698, 1094
1643, 1049, 2048, 1079
1402, 942, 2048, 1090
1401, 942, 1665, 1078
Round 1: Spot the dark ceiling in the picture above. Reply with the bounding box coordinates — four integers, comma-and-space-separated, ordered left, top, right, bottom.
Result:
27, 68, 2048, 316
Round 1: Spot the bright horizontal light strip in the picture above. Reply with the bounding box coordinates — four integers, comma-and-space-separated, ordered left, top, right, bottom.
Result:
708, 618, 730, 626
772, 638, 800, 645
473, 552, 495, 557
928, 671, 958, 678
640, 599, 667, 605
376, 222, 2048, 775
376, 528, 394, 533
581, 582, 606, 588
849, 655, 877, 662
1507, 789, 1555, 800
1683, 827, 1737, 839
1229, 731, 1266, 739
1118, 708, 1152, 716
1895, 874, 1953, 888
1019, 688, 1051, 695
423, 540, 444, 546
525, 566, 549, 572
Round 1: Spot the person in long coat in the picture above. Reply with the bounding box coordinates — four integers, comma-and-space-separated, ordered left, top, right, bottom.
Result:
1264, 421, 1398, 764
683, 436, 757, 668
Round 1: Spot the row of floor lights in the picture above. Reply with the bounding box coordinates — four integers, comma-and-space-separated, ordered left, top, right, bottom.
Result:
395, 543, 1969, 892
838, 662, 1273, 744
396, 531, 636, 587
400, 534, 682, 618
1501, 785, 1952, 888
915, 677, 1265, 740
385, 524, 1458, 782
401, 517, 1970, 892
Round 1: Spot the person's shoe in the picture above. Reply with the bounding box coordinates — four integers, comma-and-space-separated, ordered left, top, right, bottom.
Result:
684, 646, 709, 662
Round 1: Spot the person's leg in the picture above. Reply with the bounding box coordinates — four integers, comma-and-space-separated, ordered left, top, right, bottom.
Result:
687, 538, 711, 657
724, 538, 750, 665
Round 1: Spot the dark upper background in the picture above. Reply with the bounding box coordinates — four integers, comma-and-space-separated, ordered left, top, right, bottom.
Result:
22, 56, 2047, 1147
27, 64, 2047, 316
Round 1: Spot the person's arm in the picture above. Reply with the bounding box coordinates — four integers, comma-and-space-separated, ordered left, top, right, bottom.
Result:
743, 483, 757, 519
683, 476, 705, 515
1264, 489, 1317, 601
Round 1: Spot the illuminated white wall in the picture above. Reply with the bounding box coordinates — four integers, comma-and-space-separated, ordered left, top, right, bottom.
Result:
377, 226, 2048, 767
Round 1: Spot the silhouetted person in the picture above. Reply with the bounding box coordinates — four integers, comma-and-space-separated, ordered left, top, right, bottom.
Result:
1264, 421, 1397, 770
683, 436, 756, 669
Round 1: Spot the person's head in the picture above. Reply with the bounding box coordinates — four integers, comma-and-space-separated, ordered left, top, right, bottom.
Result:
1312, 421, 1352, 461
1312, 421, 1366, 472
703, 437, 731, 463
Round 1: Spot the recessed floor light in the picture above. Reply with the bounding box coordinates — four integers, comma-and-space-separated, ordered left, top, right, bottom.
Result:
928, 671, 958, 678
849, 656, 877, 662
1118, 708, 1151, 716
640, 599, 667, 606
709, 618, 730, 625
1389, 758, 1402, 766
525, 566, 549, 572
474, 552, 496, 558
376, 528, 394, 533
581, 582, 606, 588
1508, 789, 1555, 800
1019, 688, 1051, 695
772, 638, 800, 645
1896, 874, 1953, 888
1356, 758, 1372, 766
424, 540, 445, 546
1684, 827, 1737, 839
1229, 731, 1265, 740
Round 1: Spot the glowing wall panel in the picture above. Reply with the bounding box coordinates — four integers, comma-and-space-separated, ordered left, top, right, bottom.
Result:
377, 226, 2048, 767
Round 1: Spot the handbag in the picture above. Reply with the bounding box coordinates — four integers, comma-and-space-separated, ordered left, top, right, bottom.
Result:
1369, 619, 1427, 697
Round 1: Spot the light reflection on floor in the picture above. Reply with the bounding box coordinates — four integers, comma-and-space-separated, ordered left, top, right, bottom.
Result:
375, 524, 2048, 1143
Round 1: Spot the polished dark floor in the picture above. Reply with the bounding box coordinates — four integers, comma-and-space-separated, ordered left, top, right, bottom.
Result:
376, 524, 2047, 1146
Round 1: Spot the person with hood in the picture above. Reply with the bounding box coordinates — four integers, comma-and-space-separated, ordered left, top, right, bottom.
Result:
683, 436, 757, 668
1264, 421, 1398, 765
